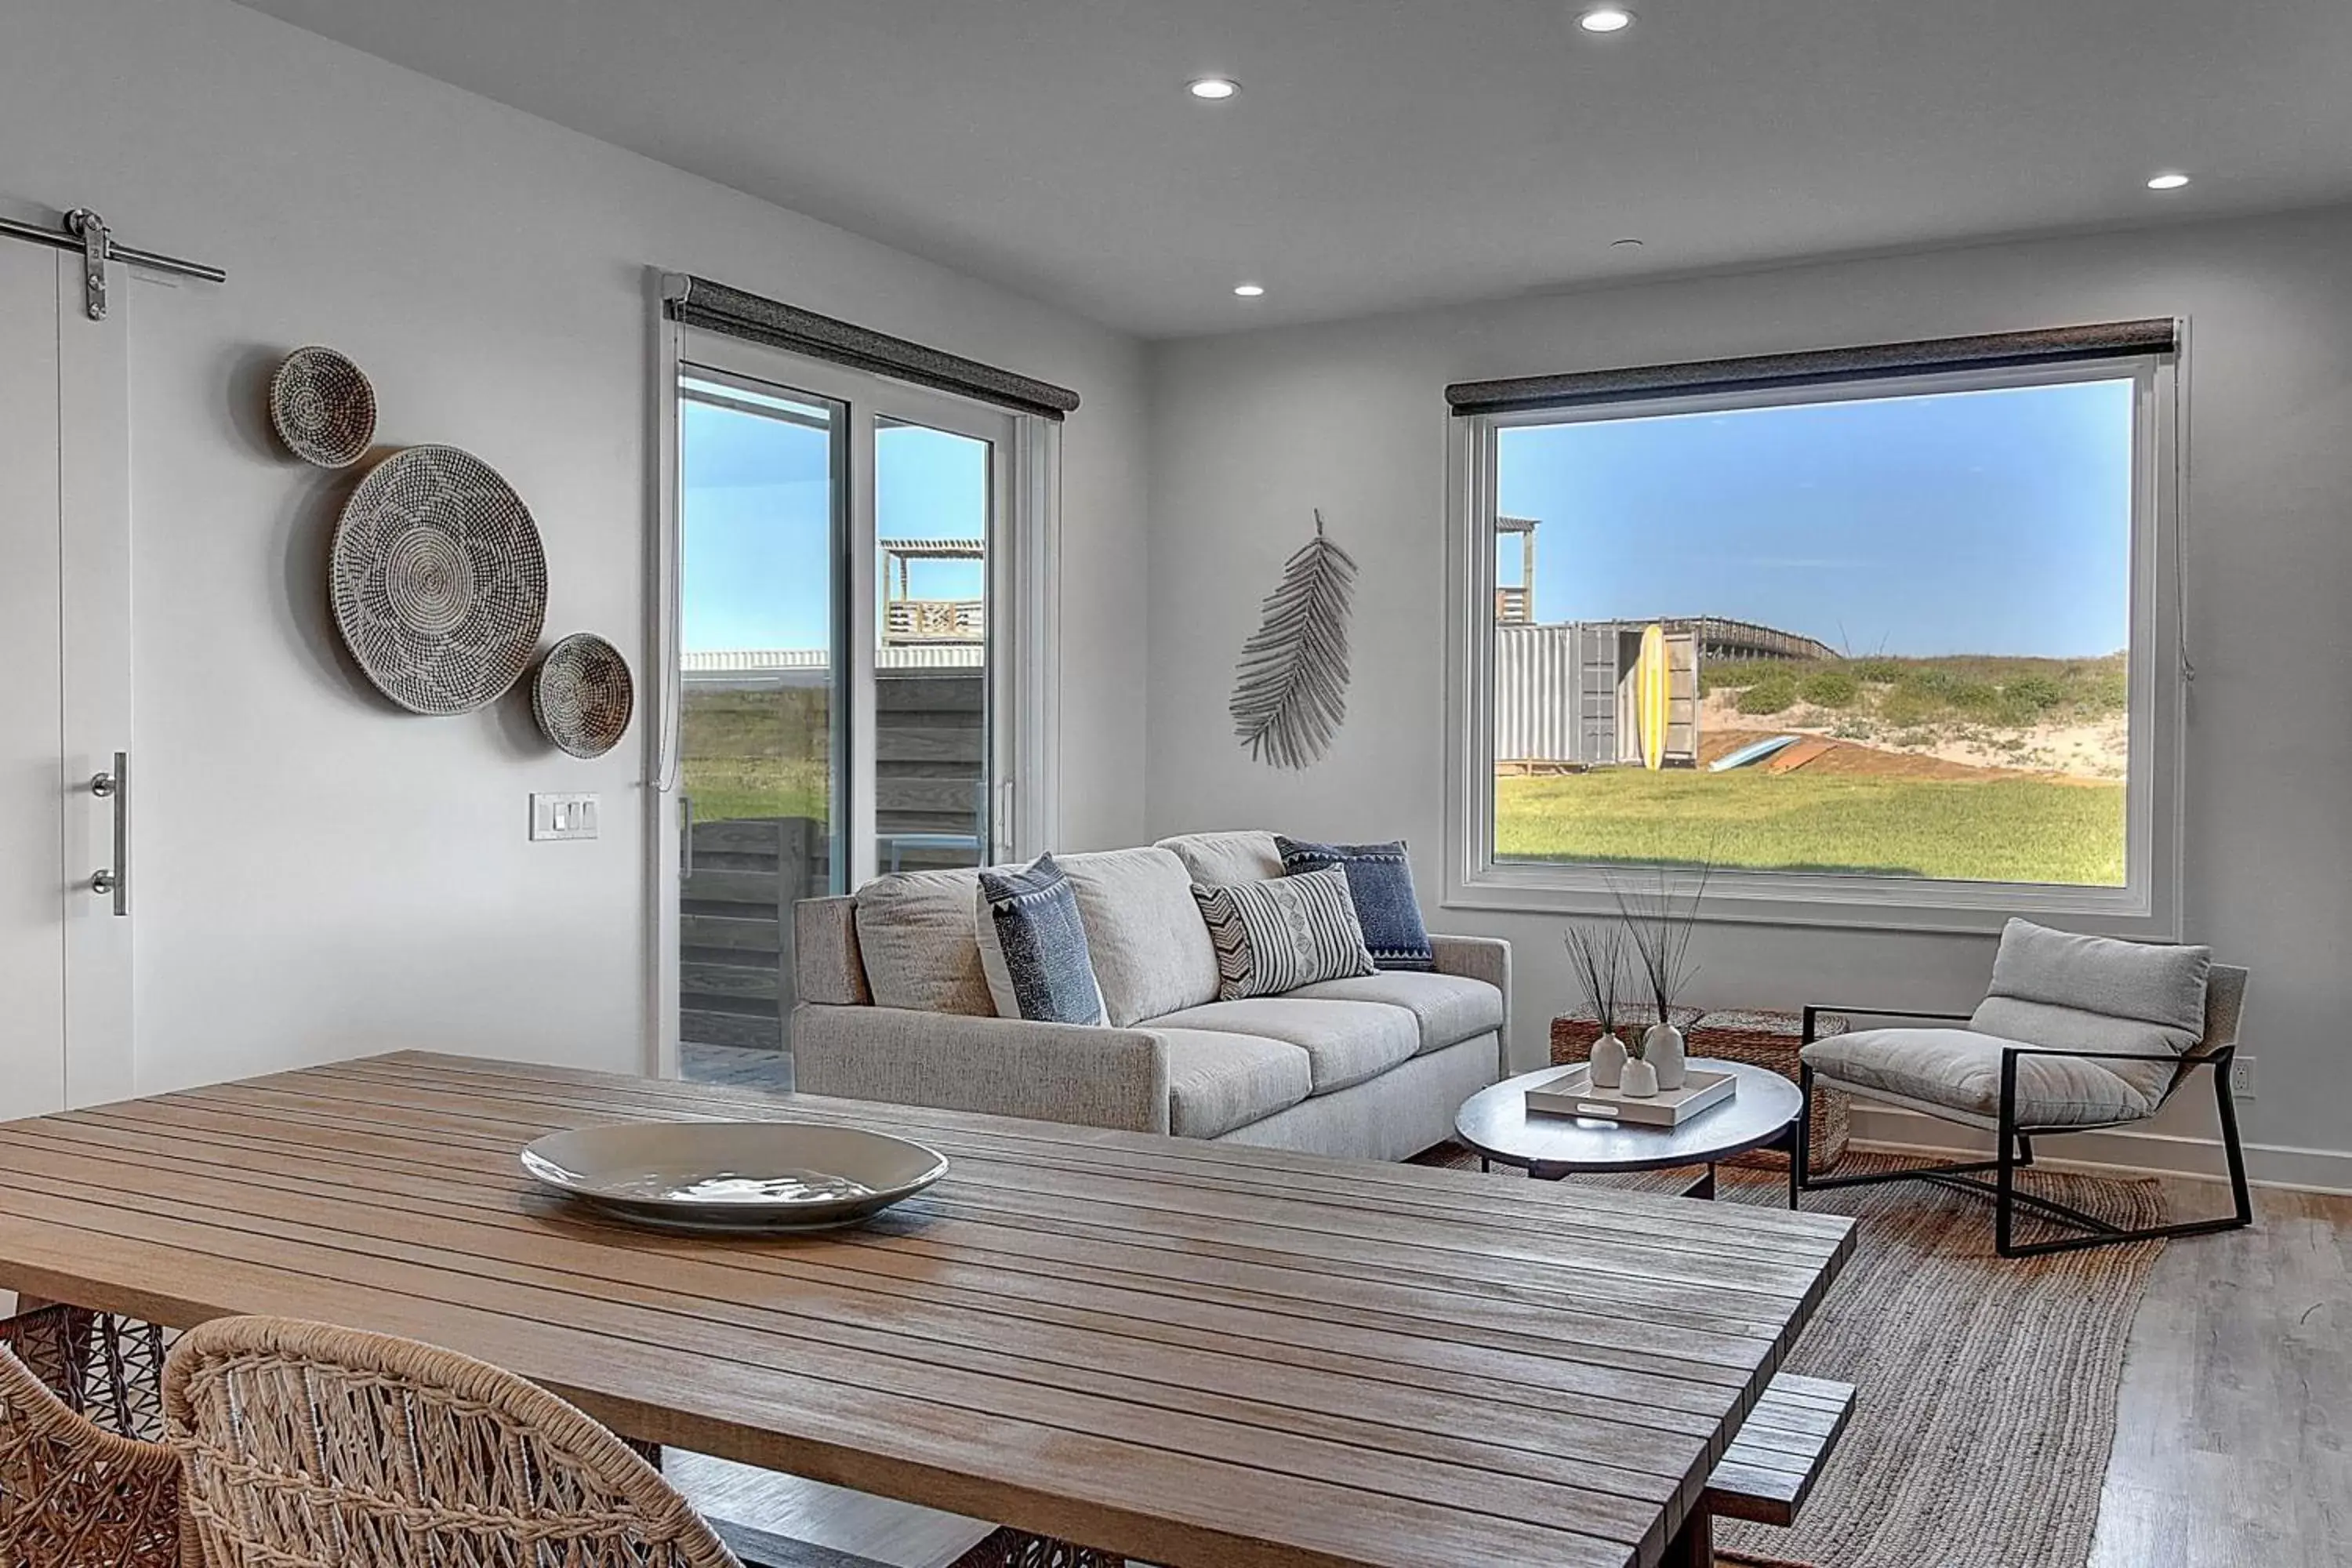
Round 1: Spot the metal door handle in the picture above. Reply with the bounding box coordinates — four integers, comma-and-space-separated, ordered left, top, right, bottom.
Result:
88, 750, 128, 916
680, 793, 695, 882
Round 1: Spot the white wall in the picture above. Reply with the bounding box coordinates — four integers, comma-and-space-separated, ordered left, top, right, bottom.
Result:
0, 0, 1149, 1091
1147, 208, 2352, 1185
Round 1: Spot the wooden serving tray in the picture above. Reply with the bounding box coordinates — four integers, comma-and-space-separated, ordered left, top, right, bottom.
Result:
1523, 1065, 1739, 1127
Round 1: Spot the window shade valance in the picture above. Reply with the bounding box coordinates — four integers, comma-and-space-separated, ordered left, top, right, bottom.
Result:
1444, 318, 2180, 416
663, 273, 1080, 421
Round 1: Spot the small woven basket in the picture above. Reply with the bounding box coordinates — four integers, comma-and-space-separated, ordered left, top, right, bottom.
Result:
1550, 1007, 1851, 1173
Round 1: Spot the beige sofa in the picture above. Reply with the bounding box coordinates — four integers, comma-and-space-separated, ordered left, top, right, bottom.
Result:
792, 830, 1510, 1162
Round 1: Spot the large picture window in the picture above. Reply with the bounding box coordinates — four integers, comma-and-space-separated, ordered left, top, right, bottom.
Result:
1446, 339, 2182, 932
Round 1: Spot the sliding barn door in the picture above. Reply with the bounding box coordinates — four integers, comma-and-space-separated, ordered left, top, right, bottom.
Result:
0, 238, 134, 1120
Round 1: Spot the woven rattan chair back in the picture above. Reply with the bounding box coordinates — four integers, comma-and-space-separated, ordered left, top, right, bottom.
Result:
164, 1316, 741, 1568
0, 1339, 183, 1568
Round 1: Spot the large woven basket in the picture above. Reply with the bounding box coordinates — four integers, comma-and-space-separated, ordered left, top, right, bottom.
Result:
1550, 1007, 1851, 1173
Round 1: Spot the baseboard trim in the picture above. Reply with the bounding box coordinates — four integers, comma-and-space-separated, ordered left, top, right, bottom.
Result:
1846, 1103, 2352, 1197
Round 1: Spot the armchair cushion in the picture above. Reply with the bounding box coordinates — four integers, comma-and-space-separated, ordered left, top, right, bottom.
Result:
1969, 919, 2210, 1105
1803, 1026, 2157, 1128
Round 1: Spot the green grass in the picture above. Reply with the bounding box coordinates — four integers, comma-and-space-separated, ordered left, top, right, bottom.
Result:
683, 688, 831, 824
1497, 770, 2125, 884
681, 757, 829, 826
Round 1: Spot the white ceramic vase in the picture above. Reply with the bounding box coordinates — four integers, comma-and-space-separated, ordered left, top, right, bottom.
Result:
1619, 1056, 1661, 1098
1643, 1021, 1688, 1091
1588, 1032, 1628, 1089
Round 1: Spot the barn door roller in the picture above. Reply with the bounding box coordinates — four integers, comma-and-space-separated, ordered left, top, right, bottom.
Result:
0, 206, 226, 319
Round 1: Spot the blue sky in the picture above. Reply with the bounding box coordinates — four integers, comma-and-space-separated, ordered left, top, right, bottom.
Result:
681, 388, 987, 652
1496, 378, 2135, 658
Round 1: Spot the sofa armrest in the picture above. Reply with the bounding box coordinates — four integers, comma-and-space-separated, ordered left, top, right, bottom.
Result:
793, 897, 872, 1007
1430, 934, 1512, 1077
793, 1004, 1171, 1134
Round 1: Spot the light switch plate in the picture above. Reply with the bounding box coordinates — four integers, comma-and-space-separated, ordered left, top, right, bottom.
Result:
531, 792, 600, 841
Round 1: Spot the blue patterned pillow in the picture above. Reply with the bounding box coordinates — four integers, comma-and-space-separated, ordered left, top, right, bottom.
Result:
973, 855, 1107, 1026
1275, 837, 1434, 971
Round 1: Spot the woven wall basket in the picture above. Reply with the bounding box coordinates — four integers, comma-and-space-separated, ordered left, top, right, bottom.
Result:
328, 445, 548, 715
269, 347, 377, 468
532, 633, 634, 758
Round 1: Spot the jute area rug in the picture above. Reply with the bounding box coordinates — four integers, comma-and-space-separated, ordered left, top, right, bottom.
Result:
1409, 1146, 2167, 1568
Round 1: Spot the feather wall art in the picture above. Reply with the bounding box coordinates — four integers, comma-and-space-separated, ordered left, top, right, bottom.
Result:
1229, 510, 1359, 770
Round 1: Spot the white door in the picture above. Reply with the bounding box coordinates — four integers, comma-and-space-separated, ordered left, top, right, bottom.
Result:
0, 238, 134, 1120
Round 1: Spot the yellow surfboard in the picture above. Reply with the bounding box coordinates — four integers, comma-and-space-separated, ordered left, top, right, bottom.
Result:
1635, 622, 1668, 771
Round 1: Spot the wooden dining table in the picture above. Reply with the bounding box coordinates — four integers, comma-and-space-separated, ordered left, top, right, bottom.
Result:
0, 1051, 1853, 1568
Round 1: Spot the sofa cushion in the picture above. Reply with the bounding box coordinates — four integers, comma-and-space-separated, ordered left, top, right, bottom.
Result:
974, 855, 1107, 1026
1156, 829, 1283, 886
1802, 1026, 2155, 1128
1285, 971, 1503, 1055
1143, 997, 1417, 1096
854, 868, 993, 1015
1149, 1029, 1313, 1138
1276, 837, 1434, 971
1192, 869, 1377, 1001
1058, 847, 1221, 1027
1969, 919, 2210, 1105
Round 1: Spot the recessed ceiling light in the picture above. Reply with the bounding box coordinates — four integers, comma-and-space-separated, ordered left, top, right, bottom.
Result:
2146, 172, 2190, 191
1578, 7, 1635, 34
1232, 282, 1265, 298
1187, 77, 1240, 101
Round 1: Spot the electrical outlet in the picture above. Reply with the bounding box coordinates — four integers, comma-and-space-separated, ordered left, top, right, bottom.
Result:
530, 792, 600, 841
2228, 1055, 2256, 1099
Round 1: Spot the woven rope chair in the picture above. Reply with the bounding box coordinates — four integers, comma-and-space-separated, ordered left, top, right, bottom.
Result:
0, 1337, 183, 1568
164, 1316, 742, 1568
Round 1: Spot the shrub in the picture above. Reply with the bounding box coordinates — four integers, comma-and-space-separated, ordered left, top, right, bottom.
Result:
1878, 688, 1939, 728
1736, 673, 1798, 716
1700, 658, 1780, 694
2069, 662, 2129, 715
1851, 659, 1907, 684
1947, 681, 2002, 714
1799, 668, 1860, 709
2003, 673, 2065, 713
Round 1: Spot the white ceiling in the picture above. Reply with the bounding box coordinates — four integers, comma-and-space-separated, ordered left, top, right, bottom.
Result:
235, 0, 2352, 338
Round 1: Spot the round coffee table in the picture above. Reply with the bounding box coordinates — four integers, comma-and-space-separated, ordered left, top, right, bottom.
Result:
1454, 1059, 1806, 1206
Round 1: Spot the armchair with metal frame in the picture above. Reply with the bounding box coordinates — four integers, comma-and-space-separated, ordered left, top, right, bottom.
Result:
1791, 963, 2251, 1258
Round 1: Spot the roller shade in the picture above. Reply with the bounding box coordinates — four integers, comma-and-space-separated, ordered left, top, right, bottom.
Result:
664, 273, 1080, 421
1445, 318, 2180, 416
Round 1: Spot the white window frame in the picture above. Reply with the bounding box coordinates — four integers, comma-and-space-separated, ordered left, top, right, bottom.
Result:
646, 321, 1062, 1074
1443, 354, 2186, 938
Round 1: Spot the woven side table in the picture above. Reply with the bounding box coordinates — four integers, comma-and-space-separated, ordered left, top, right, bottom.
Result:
1550, 1007, 1850, 1174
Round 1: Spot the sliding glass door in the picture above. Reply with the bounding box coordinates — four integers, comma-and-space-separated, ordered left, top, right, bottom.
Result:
672, 339, 1018, 1064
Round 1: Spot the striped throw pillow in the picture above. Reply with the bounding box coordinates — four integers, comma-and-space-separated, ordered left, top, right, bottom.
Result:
1191, 866, 1377, 1001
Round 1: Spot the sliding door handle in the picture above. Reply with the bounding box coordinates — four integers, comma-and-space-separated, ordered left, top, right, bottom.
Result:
680, 792, 695, 882
88, 750, 128, 916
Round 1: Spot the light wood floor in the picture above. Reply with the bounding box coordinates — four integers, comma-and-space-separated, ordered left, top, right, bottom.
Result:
679, 1044, 2352, 1567
2088, 1182, 2352, 1568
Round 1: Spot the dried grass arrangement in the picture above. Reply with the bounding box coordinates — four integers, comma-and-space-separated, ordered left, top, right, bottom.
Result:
1561, 920, 1632, 1044
1610, 861, 1715, 1029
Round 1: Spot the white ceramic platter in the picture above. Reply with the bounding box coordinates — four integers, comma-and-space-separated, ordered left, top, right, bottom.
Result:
520, 1120, 949, 1233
